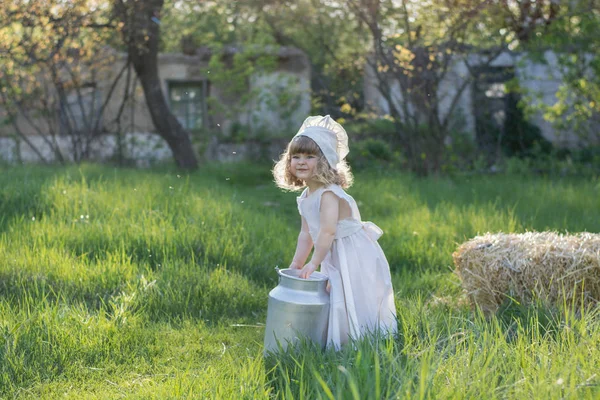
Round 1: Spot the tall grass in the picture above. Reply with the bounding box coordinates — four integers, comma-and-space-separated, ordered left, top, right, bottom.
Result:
0, 163, 598, 398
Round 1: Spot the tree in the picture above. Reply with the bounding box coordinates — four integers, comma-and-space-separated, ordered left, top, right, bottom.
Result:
508, 0, 600, 147
251, 0, 371, 118
113, 0, 198, 169
497, 0, 561, 43
159, 0, 371, 119
347, 0, 508, 174
0, 0, 132, 164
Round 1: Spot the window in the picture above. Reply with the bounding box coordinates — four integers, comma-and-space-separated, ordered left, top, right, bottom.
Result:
168, 81, 208, 131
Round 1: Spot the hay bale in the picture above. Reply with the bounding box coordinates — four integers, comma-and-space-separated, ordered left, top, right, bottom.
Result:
453, 232, 600, 313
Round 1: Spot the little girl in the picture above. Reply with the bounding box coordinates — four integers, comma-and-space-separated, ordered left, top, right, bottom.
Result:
273, 115, 397, 349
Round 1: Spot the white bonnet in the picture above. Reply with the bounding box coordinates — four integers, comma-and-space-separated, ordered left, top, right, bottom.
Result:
293, 115, 349, 168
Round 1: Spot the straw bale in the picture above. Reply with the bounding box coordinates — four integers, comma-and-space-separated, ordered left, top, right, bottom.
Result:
453, 232, 600, 313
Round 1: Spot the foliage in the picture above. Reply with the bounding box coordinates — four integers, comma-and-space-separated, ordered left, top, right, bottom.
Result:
495, 0, 562, 44
255, 0, 369, 118
0, 0, 130, 164
439, 129, 479, 174
346, 0, 510, 175
207, 44, 303, 137
160, 1, 306, 139
343, 116, 398, 139
349, 138, 397, 169
342, 117, 400, 168
160, 0, 271, 50
511, 1, 600, 147
160, 0, 370, 119
500, 147, 600, 177
498, 86, 554, 158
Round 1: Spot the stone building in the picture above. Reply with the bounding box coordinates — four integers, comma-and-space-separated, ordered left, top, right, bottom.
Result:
364, 50, 597, 150
0, 46, 311, 164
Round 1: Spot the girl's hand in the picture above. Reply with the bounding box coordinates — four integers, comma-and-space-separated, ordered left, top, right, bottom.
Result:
289, 261, 302, 270
299, 262, 317, 279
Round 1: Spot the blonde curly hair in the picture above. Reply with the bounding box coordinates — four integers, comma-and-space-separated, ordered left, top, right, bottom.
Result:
273, 135, 353, 191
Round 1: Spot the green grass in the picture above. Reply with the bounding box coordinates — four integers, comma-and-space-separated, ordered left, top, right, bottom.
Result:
0, 163, 599, 399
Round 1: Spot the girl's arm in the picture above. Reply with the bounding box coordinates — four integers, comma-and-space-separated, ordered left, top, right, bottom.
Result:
299, 191, 338, 278
289, 216, 313, 269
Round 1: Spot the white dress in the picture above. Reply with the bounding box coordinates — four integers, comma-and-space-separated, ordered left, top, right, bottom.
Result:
297, 184, 397, 348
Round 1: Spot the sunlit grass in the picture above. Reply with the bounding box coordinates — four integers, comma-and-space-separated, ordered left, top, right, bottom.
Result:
1, 163, 599, 398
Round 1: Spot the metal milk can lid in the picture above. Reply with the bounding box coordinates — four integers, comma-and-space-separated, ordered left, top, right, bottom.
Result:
275, 267, 329, 292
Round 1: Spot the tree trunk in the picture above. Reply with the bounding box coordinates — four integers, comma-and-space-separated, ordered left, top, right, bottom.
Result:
132, 56, 198, 169
114, 0, 198, 169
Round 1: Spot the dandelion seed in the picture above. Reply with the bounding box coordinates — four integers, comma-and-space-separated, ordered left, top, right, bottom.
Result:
217, 123, 221, 127
232, 151, 236, 154
169, 186, 173, 189
177, 175, 181, 178
226, 178, 230, 181
556, 378, 564, 385
241, 201, 244, 203
134, 188, 137, 191
86, 215, 89, 219
80, 215, 84, 219
62, 190, 67, 194
31, 216, 35, 221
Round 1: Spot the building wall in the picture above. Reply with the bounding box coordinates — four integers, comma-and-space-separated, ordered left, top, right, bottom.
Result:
0, 132, 170, 165
364, 50, 594, 148
0, 47, 311, 164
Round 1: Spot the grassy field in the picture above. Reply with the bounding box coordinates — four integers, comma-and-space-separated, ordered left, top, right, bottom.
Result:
0, 163, 599, 399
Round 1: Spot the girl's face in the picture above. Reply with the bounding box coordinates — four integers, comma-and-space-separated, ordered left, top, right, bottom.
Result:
290, 153, 319, 183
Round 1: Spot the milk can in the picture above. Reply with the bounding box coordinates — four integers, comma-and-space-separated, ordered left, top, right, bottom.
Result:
264, 268, 330, 353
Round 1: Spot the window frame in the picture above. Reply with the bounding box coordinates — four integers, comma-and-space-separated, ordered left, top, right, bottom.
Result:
166, 79, 209, 132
